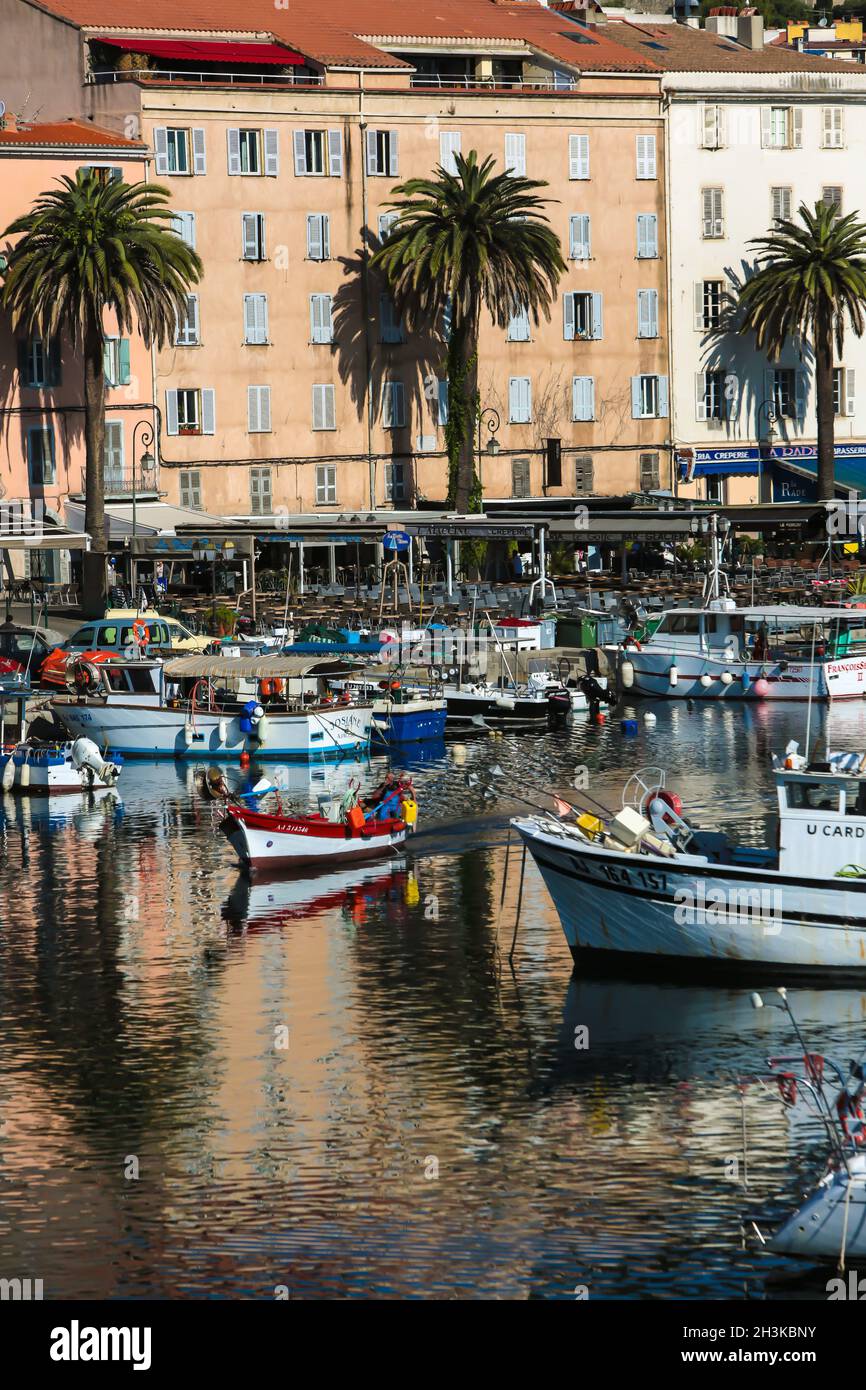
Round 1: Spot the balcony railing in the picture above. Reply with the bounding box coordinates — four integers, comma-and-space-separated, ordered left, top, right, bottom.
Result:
88, 67, 326, 88
72, 466, 162, 500
409, 74, 576, 92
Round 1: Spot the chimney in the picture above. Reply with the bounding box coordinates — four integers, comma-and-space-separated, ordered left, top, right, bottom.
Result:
737, 13, 764, 49
705, 14, 739, 40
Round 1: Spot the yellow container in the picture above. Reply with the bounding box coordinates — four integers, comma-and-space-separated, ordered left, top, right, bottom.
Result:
576, 813, 603, 840
402, 798, 418, 826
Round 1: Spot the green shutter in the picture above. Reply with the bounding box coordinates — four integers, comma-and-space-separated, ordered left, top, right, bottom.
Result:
119, 338, 131, 385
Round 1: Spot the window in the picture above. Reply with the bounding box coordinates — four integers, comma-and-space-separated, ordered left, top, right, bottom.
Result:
771, 186, 792, 225
306, 213, 330, 260
637, 289, 659, 339
382, 381, 406, 429
172, 211, 196, 248
153, 127, 205, 175
26, 426, 55, 484
175, 295, 200, 346
310, 294, 333, 344
512, 457, 531, 498
640, 453, 660, 491
244, 294, 269, 345
380, 295, 404, 344
384, 462, 406, 503
507, 305, 530, 342
696, 370, 726, 423
569, 133, 589, 179
165, 388, 215, 435
761, 106, 801, 150
563, 291, 603, 341
247, 385, 271, 433
505, 132, 526, 177
694, 279, 725, 331
636, 134, 656, 179
631, 375, 668, 419
104, 419, 124, 485
316, 464, 337, 505
701, 104, 724, 150
822, 107, 844, 149
706, 474, 725, 505
103, 337, 131, 386
227, 128, 279, 176
569, 213, 591, 260
378, 211, 398, 243
439, 131, 461, 175
702, 187, 724, 238
834, 367, 856, 418
572, 376, 595, 422
312, 384, 336, 431
79, 164, 122, 184
366, 129, 398, 176
822, 186, 843, 213
637, 213, 657, 259
509, 377, 532, 423
180, 469, 202, 509
250, 466, 272, 516
242, 213, 266, 260
293, 129, 342, 176
18, 337, 60, 388
767, 367, 804, 420
574, 454, 593, 492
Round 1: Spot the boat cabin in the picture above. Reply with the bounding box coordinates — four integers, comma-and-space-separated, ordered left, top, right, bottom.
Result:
775, 762, 866, 878
646, 604, 866, 664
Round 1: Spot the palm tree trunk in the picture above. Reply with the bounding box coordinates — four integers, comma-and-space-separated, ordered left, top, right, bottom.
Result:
81, 320, 108, 616
447, 309, 481, 514
816, 305, 836, 502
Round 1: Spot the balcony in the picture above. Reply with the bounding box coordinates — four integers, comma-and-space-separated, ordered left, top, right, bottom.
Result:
70, 466, 162, 502
88, 67, 325, 89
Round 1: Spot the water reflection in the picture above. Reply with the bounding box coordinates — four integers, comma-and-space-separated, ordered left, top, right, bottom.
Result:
0, 700, 865, 1297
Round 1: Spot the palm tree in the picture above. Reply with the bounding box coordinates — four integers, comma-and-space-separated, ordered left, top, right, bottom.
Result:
373, 151, 565, 512
1, 171, 202, 614
737, 200, 866, 500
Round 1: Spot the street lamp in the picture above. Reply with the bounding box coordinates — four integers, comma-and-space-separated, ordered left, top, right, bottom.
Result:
756, 399, 778, 505
476, 406, 501, 498
131, 419, 156, 603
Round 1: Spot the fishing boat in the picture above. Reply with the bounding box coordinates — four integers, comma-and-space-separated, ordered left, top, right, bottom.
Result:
742, 989, 866, 1264
52, 654, 373, 761
0, 737, 122, 794
513, 747, 866, 976
221, 774, 417, 869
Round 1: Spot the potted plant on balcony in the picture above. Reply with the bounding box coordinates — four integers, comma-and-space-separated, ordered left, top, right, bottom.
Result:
209, 605, 237, 639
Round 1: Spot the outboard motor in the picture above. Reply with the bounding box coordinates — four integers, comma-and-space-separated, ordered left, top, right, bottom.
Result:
70, 737, 121, 788
579, 673, 614, 710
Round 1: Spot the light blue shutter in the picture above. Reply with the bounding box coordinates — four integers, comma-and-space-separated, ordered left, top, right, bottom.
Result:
242, 213, 258, 259
366, 128, 378, 175
103, 340, 114, 384
263, 129, 279, 176
570, 214, 590, 259
438, 379, 449, 426
637, 214, 657, 258
591, 293, 603, 340
563, 294, 575, 341
637, 290, 653, 338
293, 130, 307, 175
327, 130, 343, 176
154, 127, 169, 174
192, 129, 206, 174
521, 377, 531, 422
166, 390, 179, 435
573, 376, 594, 421
227, 128, 241, 175
201, 390, 215, 435
306, 214, 321, 259
509, 378, 520, 421
657, 376, 669, 418
321, 215, 330, 259
388, 130, 399, 176
118, 338, 131, 384
631, 377, 643, 418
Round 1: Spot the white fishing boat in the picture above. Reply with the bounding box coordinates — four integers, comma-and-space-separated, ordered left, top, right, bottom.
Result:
52, 654, 373, 761
513, 748, 866, 976
0, 737, 122, 794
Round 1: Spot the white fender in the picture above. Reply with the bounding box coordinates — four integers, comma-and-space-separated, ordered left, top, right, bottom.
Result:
721, 671, 734, 686
669, 663, 679, 688
183, 717, 194, 745
1, 755, 15, 791
256, 714, 270, 746
19, 753, 30, 788
620, 659, 635, 690
218, 717, 228, 745
700, 673, 713, 688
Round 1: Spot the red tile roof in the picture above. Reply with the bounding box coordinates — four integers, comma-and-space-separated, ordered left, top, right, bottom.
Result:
0, 118, 146, 148
603, 18, 866, 73
32, 0, 660, 73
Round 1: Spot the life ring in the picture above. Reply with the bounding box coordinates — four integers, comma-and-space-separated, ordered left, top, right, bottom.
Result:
132, 620, 150, 647
339, 690, 352, 705
624, 636, 642, 651
642, 787, 683, 825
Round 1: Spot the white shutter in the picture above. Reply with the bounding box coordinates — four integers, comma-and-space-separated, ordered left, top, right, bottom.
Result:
703, 187, 723, 238
439, 131, 461, 175
312, 385, 324, 431
227, 128, 241, 175
695, 372, 708, 422
505, 133, 525, 177
263, 129, 279, 176
242, 213, 259, 259
761, 109, 772, 148
200, 389, 215, 435
327, 130, 343, 176
293, 130, 307, 175
694, 282, 706, 331
310, 294, 332, 343
306, 214, 322, 260
847, 368, 857, 418
701, 104, 723, 150
825, 107, 844, 148
321, 215, 331, 259
248, 386, 260, 433
591, 292, 603, 340
572, 376, 594, 422
637, 214, 656, 259
509, 378, 519, 421
569, 133, 589, 179
657, 376, 669, 419
154, 127, 169, 175
244, 294, 257, 342
570, 214, 590, 260
366, 128, 378, 175
192, 128, 206, 174
563, 293, 575, 341
792, 107, 803, 149
389, 130, 399, 177
248, 386, 271, 432
636, 134, 656, 179
324, 384, 335, 430
183, 294, 199, 344
637, 289, 657, 339
165, 389, 179, 435
631, 378, 642, 418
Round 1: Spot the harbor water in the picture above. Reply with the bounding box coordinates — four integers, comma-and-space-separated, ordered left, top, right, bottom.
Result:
1, 698, 865, 1299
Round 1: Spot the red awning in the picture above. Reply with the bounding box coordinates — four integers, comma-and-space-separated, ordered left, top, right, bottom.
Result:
94, 37, 305, 66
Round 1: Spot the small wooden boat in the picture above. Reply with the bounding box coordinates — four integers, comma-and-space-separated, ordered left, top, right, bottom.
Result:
221, 776, 418, 869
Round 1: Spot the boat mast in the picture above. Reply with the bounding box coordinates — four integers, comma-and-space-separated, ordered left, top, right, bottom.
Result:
698, 512, 731, 609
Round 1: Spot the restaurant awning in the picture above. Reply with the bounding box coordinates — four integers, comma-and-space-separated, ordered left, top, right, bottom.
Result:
93, 37, 305, 66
